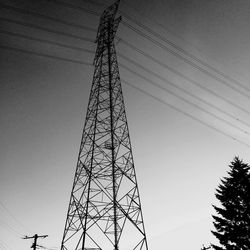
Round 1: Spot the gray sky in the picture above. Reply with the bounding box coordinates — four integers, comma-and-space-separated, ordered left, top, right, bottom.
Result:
1, 0, 250, 249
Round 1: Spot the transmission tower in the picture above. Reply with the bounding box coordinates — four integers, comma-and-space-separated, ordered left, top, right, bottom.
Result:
60, 1, 148, 249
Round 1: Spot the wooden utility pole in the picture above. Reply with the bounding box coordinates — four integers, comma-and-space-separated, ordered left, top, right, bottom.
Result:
23, 234, 48, 250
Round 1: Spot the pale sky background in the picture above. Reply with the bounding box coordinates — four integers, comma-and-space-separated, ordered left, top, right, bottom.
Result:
1, 0, 250, 250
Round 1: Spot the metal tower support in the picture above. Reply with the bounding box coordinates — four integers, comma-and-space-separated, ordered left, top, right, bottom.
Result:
61, 1, 148, 249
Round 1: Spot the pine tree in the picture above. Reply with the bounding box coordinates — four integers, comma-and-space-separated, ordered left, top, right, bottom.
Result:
211, 157, 250, 250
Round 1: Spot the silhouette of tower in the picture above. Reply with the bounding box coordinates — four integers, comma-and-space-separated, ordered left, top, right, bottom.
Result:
61, 1, 148, 249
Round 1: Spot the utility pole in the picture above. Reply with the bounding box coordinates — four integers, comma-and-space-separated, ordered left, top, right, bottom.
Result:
60, 0, 149, 249
23, 234, 48, 250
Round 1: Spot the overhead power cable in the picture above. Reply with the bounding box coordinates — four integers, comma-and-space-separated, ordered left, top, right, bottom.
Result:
121, 0, 250, 86
33, 0, 250, 96
1, 41, 248, 147
40, 0, 100, 16
0, 30, 94, 54
34, 0, 250, 97
123, 79, 250, 148
118, 52, 250, 128
3, 28, 250, 132
121, 21, 250, 99
120, 14, 250, 95
3, 2, 249, 113
0, 3, 96, 33
0, 243, 7, 250
3, 28, 249, 129
0, 240, 11, 250
118, 38, 250, 118
119, 0, 204, 54
0, 219, 23, 237
119, 62, 249, 136
0, 201, 30, 233
83, 0, 107, 7
0, 17, 94, 43
3, 1, 248, 114
0, 45, 92, 65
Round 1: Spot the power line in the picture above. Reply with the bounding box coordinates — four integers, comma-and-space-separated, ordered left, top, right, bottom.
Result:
120, 0, 204, 54
120, 0, 250, 88
0, 3, 96, 33
121, 21, 250, 99
4, 1, 249, 127
0, 44, 92, 65
120, 13, 250, 95
0, 201, 30, 233
119, 38, 250, 118
0, 243, 8, 250
4, 28, 250, 135
2, 3, 249, 116
4, 28, 249, 130
118, 52, 250, 128
42, 247, 58, 250
3, 1, 249, 117
0, 243, 7, 250
122, 79, 250, 148
82, 0, 108, 7
25, 0, 250, 98
119, 62, 249, 136
0, 219, 23, 237
20, 0, 249, 97
1, 41, 248, 147
41, 0, 100, 16
0, 30, 94, 54
0, 17, 94, 43
0, 240, 12, 250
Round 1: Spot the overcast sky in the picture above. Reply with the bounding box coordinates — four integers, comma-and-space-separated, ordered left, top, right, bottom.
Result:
1, 0, 250, 250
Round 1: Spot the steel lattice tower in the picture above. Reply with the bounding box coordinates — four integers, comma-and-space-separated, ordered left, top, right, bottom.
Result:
61, 1, 148, 249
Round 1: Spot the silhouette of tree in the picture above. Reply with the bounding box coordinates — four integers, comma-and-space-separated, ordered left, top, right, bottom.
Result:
211, 156, 250, 250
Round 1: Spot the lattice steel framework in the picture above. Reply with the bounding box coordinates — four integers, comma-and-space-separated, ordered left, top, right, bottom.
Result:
60, 1, 148, 250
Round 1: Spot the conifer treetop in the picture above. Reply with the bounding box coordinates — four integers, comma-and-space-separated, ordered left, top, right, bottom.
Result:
211, 156, 250, 250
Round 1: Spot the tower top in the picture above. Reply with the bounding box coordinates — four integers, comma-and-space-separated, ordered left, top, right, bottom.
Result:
94, 0, 121, 64
101, 0, 120, 20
